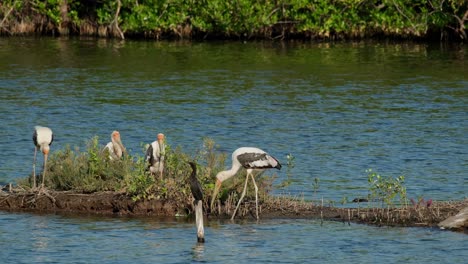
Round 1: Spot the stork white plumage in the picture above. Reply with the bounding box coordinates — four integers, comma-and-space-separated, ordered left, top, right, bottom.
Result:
32, 126, 54, 188
104, 131, 126, 160
210, 147, 281, 220
145, 133, 165, 179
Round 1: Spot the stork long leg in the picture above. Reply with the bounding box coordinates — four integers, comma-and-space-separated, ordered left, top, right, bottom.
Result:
159, 161, 163, 180
250, 173, 259, 220
32, 146, 38, 189
41, 153, 48, 188
231, 172, 250, 220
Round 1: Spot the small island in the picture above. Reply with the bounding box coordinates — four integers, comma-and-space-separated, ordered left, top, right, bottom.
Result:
0, 137, 466, 234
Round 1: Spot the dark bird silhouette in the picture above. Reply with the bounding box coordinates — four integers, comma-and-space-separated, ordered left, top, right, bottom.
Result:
210, 147, 281, 220
188, 161, 204, 243
189, 162, 203, 202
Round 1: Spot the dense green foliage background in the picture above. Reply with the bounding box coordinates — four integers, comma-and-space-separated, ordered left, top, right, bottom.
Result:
1, 0, 467, 40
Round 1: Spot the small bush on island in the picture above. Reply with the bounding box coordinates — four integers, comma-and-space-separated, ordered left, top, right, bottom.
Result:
367, 168, 408, 208
17, 137, 279, 210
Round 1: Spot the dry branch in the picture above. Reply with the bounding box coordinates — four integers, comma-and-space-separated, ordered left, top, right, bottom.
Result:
110, 0, 124, 39
0, 3, 15, 33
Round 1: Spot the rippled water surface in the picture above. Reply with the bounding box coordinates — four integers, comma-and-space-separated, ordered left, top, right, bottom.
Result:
1, 211, 467, 264
0, 37, 467, 262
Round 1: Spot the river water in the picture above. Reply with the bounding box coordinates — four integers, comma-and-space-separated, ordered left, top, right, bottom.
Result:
0, 37, 467, 262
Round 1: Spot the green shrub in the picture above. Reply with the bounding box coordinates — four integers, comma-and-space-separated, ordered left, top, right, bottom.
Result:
17, 136, 277, 206
367, 168, 407, 207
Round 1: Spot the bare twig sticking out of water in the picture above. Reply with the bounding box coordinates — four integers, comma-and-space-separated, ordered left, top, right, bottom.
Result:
320, 197, 324, 226
194, 200, 204, 243
110, 0, 124, 39
348, 209, 351, 226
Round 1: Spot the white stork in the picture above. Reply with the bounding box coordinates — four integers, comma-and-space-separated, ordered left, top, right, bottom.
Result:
188, 161, 204, 243
104, 130, 126, 160
210, 147, 281, 220
32, 126, 54, 188
145, 133, 165, 179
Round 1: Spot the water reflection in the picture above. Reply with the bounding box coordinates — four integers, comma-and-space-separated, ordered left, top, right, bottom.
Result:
192, 242, 205, 262
32, 220, 49, 250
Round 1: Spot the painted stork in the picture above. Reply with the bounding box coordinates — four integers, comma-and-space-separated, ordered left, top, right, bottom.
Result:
210, 147, 281, 220
104, 131, 126, 160
32, 126, 54, 188
145, 133, 165, 179
188, 161, 204, 243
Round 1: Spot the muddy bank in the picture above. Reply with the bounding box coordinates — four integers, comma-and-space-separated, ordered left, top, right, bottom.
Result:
1, 188, 466, 233
0, 189, 180, 216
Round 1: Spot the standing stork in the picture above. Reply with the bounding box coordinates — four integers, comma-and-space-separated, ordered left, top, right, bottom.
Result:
32, 126, 54, 188
188, 161, 204, 243
104, 131, 126, 160
145, 133, 165, 179
210, 147, 281, 220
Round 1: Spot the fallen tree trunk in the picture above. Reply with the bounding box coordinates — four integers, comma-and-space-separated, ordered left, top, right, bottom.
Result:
438, 206, 468, 231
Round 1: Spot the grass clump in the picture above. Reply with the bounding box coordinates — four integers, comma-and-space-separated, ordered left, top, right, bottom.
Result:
19, 136, 136, 193
17, 136, 279, 212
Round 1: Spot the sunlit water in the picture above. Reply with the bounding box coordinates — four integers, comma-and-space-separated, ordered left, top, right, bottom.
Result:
0, 38, 467, 262
0, 211, 467, 264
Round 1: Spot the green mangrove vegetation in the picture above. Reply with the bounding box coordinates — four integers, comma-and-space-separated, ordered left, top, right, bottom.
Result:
17, 137, 278, 208
0, 0, 467, 40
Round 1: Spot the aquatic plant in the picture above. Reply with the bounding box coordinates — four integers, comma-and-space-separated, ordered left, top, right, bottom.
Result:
312, 177, 320, 199
410, 196, 433, 209
274, 153, 295, 189
367, 169, 408, 208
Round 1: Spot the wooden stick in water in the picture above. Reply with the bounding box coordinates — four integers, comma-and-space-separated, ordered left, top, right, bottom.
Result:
195, 200, 205, 243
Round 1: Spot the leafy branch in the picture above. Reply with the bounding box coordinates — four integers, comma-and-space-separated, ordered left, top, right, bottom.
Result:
367, 169, 407, 208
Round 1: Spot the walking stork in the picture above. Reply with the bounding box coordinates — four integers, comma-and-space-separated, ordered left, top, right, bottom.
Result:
210, 147, 281, 220
32, 126, 54, 188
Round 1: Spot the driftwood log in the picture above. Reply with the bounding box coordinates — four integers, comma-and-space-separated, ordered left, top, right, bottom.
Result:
438, 206, 468, 232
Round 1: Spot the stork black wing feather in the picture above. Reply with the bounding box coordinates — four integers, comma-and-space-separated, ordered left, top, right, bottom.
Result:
237, 152, 265, 167
32, 130, 38, 147
238, 152, 279, 169
145, 144, 154, 164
